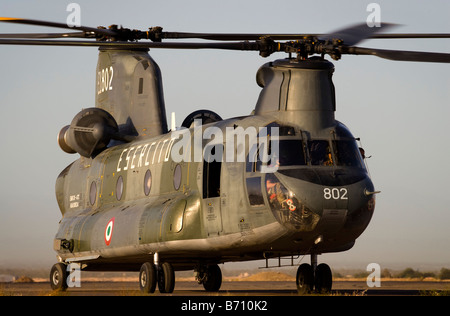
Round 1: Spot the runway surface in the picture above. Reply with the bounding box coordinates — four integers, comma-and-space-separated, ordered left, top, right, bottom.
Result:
2, 280, 449, 296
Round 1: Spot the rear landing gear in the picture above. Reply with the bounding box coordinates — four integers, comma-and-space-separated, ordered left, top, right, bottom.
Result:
296, 255, 332, 294
139, 260, 175, 293
157, 262, 175, 293
139, 262, 157, 293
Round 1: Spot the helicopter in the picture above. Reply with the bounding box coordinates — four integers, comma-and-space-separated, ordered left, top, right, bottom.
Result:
1, 17, 449, 294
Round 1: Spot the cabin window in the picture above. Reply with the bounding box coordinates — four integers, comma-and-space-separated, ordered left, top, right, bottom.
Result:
116, 176, 124, 200
203, 144, 222, 198
173, 164, 182, 190
89, 181, 97, 205
246, 177, 264, 206
144, 169, 152, 196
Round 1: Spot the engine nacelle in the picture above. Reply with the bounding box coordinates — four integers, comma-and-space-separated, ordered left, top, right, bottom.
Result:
57, 125, 76, 154
57, 108, 119, 158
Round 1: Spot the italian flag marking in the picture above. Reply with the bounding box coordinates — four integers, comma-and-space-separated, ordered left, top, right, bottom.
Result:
105, 217, 115, 246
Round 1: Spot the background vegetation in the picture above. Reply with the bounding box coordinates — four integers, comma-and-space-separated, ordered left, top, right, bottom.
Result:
2, 266, 450, 282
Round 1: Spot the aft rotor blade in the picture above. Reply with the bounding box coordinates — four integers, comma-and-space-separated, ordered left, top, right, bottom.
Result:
0, 38, 263, 51
0, 17, 115, 37
343, 46, 450, 63
0, 31, 87, 39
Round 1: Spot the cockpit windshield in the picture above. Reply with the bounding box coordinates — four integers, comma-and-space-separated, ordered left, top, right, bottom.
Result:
246, 125, 365, 171
277, 139, 364, 168
307, 140, 333, 166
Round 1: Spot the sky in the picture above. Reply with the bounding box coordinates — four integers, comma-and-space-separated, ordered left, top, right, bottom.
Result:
0, 0, 449, 272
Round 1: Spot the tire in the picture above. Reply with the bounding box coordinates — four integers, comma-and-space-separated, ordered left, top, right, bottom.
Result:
315, 263, 332, 294
296, 263, 314, 294
157, 262, 175, 293
50, 263, 68, 291
203, 264, 222, 292
139, 262, 157, 293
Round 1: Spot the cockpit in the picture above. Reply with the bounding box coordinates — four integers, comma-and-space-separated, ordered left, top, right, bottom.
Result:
244, 121, 372, 232
246, 122, 366, 172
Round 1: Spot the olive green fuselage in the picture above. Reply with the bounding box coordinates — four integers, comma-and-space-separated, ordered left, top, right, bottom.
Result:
54, 114, 375, 271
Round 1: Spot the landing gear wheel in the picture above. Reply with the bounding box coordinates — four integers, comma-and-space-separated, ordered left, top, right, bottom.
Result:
139, 262, 157, 293
202, 264, 222, 292
157, 262, 175, 293
315, 263, 332, 294
296, 263, 314, 294
50, 263, 68, 291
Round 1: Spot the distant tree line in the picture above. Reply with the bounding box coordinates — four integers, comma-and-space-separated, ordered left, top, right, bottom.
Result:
395, 267, 450, 280
334, 267, 450, 280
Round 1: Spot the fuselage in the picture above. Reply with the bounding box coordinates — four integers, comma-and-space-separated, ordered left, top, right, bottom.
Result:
54, 114, 375, 271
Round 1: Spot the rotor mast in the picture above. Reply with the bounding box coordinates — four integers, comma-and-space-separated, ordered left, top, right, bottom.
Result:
255, 58, 336, 132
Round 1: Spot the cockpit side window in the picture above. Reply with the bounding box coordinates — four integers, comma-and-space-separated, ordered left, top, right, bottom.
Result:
277, 139, 307, 167
333, 140, 364, 168
246, 139, 306, 172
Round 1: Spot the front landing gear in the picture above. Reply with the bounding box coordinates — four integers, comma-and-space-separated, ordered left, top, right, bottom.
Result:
296, 263, 314, 294
296, 255, 332, 294
315, 263, 332, 293
50, 263, 68, 291
195, 264, 222, 292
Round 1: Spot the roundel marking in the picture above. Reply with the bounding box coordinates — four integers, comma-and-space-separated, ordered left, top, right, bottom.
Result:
104, 217, 115, 246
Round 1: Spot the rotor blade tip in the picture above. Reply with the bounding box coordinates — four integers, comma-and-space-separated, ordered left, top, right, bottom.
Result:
0, 17, 21, 21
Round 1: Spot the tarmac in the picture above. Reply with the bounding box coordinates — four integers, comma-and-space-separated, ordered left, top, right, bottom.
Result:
2, 279, 449, 296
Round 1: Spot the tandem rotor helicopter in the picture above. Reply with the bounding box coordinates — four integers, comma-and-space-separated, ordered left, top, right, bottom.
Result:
1, 17, 449, 294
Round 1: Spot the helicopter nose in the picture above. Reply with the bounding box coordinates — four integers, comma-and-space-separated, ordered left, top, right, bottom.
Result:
269, 170, 376, 236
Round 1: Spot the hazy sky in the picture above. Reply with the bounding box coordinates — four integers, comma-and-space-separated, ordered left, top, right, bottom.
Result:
0, 0, 449, 271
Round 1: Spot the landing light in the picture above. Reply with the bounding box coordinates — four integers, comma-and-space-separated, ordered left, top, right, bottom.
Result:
314, 235, 323, 245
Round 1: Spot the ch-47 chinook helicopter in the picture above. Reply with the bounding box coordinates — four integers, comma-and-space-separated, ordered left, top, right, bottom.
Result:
1, 17, 449, 294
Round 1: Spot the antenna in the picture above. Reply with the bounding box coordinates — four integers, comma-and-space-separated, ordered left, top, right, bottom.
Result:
171, 112, 176, 131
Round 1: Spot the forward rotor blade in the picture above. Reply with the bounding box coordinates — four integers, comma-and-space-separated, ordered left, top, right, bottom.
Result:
159, 32, 319, 41
343, 46, 450, 63
151, 31, 450, 42
0, 17, 115, 37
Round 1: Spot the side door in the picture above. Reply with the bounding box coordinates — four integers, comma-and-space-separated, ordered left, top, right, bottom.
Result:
202, 144, 223, 236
